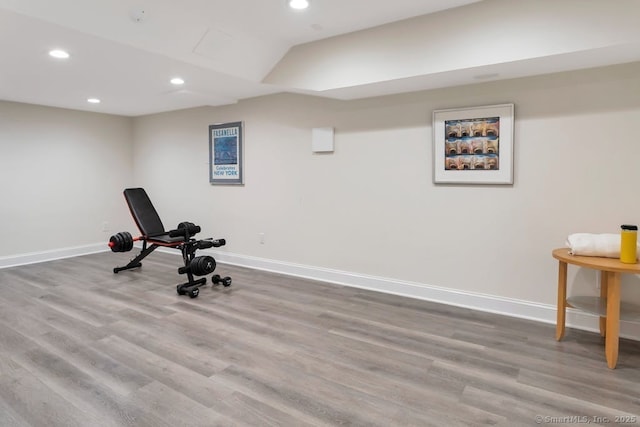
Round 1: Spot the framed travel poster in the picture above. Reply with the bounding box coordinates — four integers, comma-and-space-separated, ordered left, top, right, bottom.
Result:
209, 121, 244, 185
433, 104, 514, 184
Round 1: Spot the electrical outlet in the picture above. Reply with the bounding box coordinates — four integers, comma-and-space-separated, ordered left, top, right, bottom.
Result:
102, 221, 110, 232
259, 232, 265, 244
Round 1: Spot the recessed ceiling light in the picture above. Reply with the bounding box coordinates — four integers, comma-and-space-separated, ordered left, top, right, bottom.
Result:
170, 77, 185, 85
49, 49, 70, 59
288, 0, 310, 10
87, 98, 101, 104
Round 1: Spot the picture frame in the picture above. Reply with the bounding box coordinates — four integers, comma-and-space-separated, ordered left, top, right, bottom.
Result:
432, 103, 514, 185
209, 121, 244, 185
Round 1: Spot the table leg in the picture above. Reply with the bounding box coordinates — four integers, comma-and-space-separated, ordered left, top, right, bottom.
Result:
556, 261, 568, 341
605, 271, 621, 369
599, 270, 608, 337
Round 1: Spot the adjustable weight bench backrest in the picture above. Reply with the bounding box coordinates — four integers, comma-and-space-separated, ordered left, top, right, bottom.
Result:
123, 188, 183, 244
124, 187, 165, 237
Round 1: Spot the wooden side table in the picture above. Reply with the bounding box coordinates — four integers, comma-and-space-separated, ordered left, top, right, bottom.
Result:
553, 247, 640, 368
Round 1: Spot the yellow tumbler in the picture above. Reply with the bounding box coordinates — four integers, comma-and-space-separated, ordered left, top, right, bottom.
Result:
620, 224, 638, 264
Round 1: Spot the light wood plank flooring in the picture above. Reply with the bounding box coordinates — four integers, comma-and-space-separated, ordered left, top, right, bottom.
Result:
0, 251, 639, 426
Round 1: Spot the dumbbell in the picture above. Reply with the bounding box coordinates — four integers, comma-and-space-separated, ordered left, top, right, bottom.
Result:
176, 285, 200, 298
169, 222, 201, 238
211, 274, 232, 287
178, 221, 198, 231
178, 256, 216, 276
108, 231, 141, 252
196, 239, 226, 249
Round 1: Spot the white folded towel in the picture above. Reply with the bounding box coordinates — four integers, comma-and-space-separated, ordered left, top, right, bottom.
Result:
566, 233, 638, 259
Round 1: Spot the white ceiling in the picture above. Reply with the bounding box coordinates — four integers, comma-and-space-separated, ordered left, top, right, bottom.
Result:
0, 0, 639, 117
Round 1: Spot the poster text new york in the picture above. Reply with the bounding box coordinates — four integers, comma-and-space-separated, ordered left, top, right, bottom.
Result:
213, 165, 238, 177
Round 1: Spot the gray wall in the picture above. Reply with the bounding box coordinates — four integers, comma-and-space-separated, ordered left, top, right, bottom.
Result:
0, 101, 133, 257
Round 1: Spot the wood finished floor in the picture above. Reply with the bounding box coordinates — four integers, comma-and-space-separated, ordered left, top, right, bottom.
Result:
0, 252, 639, 427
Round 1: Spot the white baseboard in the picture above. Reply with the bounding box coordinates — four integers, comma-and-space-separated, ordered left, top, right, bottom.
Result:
3, 244, 639, 341
0, 243, 107, 269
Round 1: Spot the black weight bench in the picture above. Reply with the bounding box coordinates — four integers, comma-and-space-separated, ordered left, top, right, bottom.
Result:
109, 187, 231, 298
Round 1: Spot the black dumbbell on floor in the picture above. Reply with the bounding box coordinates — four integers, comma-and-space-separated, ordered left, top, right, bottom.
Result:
211, 274, 232, 287
176, 284, 200, 298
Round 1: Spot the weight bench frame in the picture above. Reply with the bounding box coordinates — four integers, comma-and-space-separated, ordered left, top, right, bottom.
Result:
112, 188, 230, 297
